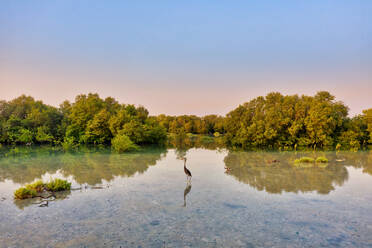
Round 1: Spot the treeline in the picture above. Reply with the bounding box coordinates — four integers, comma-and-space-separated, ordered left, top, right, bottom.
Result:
0, 94, 166, 151
156, 114, 225, 136
225, 91, 372, 149
0, 91, 371, 150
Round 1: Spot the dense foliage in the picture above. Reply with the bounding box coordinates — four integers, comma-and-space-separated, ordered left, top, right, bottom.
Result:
364, 108, 372, 143
0, 91, 371, 150
0, 94, 167, 150
156, 114, 225, 136
225, 91, 370, 149
111, 133, 139, 152
0, 95, 64, 144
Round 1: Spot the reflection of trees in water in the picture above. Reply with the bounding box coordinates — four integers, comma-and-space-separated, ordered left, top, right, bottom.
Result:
169, 135, 225, 159
61, 148, 167, 185
224, 151, 351, 194
0, 147, 62, 184
333, 151, 372, 176
168, 135, 225, 152
0, 147, 167, 185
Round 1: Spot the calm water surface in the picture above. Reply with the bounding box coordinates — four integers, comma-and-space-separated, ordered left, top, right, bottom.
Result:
0, 147, 372, 247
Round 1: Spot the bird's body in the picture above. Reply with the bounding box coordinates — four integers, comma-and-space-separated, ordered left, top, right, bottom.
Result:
183, 158, 192, 181
184, 165, 192, 177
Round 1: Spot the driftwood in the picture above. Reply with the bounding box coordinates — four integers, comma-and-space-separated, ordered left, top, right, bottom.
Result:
71, 184, 110, 191
31, 192, 56, 207
24, 184, 110, 208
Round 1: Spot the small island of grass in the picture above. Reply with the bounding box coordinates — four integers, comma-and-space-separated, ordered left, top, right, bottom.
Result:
315, 156, 329, 163
294, 157, 315, 164
294, 156, 329, 168
14, 179, 71, 200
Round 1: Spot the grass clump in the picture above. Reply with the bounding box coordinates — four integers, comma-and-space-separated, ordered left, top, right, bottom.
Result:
25, 180, 45, 193
46, 179, 71, 192
294, 157, 315, 164
14, 187, 37, 199
111, 134, 139, 153
14, 179, 71, 199
315, 156, 328, 163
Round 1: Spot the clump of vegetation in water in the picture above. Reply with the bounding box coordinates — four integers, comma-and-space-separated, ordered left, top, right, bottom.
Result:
26, 180, 45, 192
111, 134, 139, 153
295, 157, 315, 164
294, 156, 329, 168
315, 156, 329, 163
14, 179, 71, 199
45, 179, 72, 192
14, 187, 37, 199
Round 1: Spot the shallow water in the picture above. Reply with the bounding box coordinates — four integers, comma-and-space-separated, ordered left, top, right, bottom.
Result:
0, 147, 372, 247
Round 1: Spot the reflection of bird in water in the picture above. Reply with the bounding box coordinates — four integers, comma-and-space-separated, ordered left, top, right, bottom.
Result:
38, 201, 49, 207
183, 157, 192, 181
183, 182, 192, 207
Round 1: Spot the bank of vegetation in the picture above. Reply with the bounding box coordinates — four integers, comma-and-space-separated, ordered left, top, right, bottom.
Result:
0, 91, 371, 151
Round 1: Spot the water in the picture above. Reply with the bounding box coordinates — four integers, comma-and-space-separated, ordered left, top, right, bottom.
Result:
0, 147, 372, 247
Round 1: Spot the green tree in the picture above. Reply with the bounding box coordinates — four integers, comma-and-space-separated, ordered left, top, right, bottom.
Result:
83, 109, 112, 144
225, 91, 349, 149
363, 108, 372, 143
18, 128, 33, 144
36, 126, 53, 143
111, 133, 138, 152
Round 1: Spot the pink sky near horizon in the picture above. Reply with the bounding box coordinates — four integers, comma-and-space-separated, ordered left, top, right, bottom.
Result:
1, 63, 371, 117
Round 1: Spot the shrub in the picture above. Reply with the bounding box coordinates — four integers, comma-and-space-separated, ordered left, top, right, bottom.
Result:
25, 180, 45, 193
294, 157, 315, 163
315, 156, 328, 163
62, 136, 78, 151
111, 134, 138, 153
36, 126, 53, 143
18, 128, 34, 144
14, 187, 37, 199
46, 179, 71, 192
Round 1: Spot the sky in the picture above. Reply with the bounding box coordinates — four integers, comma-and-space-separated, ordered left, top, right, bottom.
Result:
0, 1, 371, 116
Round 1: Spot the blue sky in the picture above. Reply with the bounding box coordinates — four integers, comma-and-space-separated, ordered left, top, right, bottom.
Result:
0, 1, 371, 115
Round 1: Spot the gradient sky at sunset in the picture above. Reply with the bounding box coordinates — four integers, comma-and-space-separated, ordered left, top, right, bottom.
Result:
1, 1, 371, 116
